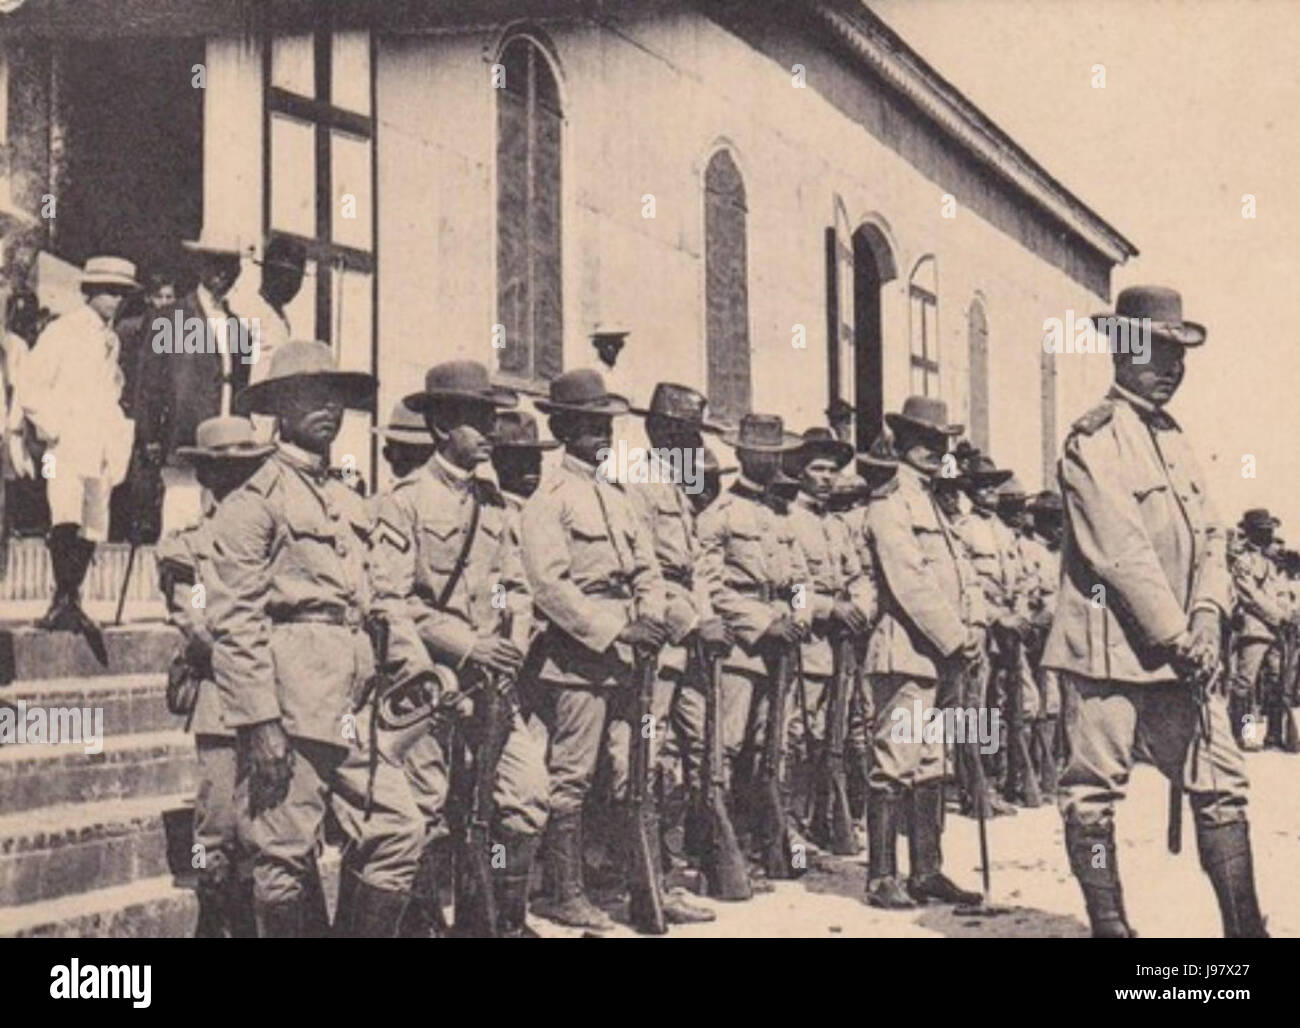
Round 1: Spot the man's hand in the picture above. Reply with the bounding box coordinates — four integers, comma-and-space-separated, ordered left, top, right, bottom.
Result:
954, 629, 983, 667
468, 635, 523, 676
696, 616, 733, 655
761, 614, 803, 646
997, 612, 1031, 638
830, 599, 869, 636
242, 719, 293, 817
617, 618, 669, 651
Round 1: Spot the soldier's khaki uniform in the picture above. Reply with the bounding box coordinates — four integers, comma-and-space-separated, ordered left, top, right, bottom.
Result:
207, 443, 424, 907
1020, 533, 1062, 718
370, 454, 549, 838
521, 454, 666, 815
1229, 540, 1286, 740
696, 478, 812, 785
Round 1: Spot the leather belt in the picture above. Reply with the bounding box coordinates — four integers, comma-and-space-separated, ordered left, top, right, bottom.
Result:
730, 582, 794, 603
270, 606, 361, 627
580, 578, 634, 599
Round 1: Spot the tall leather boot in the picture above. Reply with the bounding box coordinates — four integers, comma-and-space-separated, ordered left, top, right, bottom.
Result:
342, 874, 409, 938
35, 524, 80, 630
1195, 819, 1268, 938
228, 875, 258, 939
533, 809, 615, 930
1065, 820, 1136, 937
906, 782, 981, 905
254, 892, 307, 938
864, 789, 914, 909
400, 836, 451, 938
1035, 716, 1059, 799
645, 805, 715, 925
495, 829, 543, 938
194, 873, 230, 939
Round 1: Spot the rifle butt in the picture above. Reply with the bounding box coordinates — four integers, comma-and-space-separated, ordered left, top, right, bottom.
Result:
626, 805, 667, 934
1167, 780, 1183, 855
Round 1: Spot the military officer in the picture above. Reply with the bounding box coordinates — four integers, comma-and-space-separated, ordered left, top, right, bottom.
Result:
156, 416, 275, 938
862, 396, 982, 910
698, 413, 812, 877
369, 361, 551, 938
206, 341, 425, 938
1043, 285, 1266, 938
1229, 508, 1287, 748
520, 369, 669, 931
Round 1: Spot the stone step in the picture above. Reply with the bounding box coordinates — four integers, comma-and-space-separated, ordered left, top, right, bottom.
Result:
1, 673, 182, 740
1, 539, 163, 604
0, 792, 194, 906
0, 729, 196, 813
0, 622, 180, 684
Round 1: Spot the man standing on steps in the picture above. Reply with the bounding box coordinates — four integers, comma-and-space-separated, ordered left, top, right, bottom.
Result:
1043, 285, 1267, 938
205, 341, 424, 938
21, 256, 139, 645
862, 396, 982, 911
520, 369, 669, 931
155, 416, 274, 938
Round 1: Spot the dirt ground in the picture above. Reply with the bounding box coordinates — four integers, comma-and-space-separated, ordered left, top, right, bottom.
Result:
533, 751, 1298, 939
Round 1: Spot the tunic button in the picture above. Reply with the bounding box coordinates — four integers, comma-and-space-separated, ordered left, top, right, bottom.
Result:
326, 506, 341, 521
336, 541, 348, 557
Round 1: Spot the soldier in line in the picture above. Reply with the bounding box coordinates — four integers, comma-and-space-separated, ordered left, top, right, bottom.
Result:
861, 396, 982, 909
1022, 490, 1065, 795
373, 399, 437, 483
369, 362, 551, 938
156, 416, 275, 938
624, 383, 731, 917
206, 341, 425, 938
1043, 285, 1266, 938
698, 413, 812, 879
520, 369, 669, 930
1228, 508, 1287, 749
784, 427, 873, 842
691, 446, 735, 516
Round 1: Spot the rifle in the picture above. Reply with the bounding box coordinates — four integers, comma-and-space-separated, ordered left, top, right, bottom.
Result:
756, 643, 801, 879
450, 666, 512, 937
625, 647, 667, 934
809, 630, 858, 855
696, 641, 751, 901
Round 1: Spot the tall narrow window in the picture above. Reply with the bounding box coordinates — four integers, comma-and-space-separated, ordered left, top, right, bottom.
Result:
908, 256, 939, 397
497, 36, 563, 383
704, 149, 751, 423
968, 297, 990, 451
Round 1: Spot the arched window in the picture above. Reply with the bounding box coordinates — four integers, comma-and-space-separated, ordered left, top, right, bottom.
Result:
908, 256, 939, 397
704, 149, 751, 423
968, 297, 989, 451
496, 36, 563, 382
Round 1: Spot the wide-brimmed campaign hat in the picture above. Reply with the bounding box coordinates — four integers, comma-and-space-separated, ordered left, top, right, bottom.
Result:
1239, 508, 1280, 533
794, 426, 854, 470
857, 431, 900, 471
630, 382, 727, 433
174, 416, 276, 464
372, 400, 435, 447
493, 410, 560, 451
181, 230, 244, 259
996, 475, 1028, 506
534, 368, 629, 416
960, 450, 1014, 488
403, 360, 517, 414
234, 340, 377, 416
257, 234, 307, 273
884, 395, 963, 439
81, 256, 139, 291
1091, 285, 1206, 348
719, 412, 803, 454
1028, 490, 1064, 517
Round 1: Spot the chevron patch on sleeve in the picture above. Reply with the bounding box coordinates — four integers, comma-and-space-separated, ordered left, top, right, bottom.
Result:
373, 518, 411, 554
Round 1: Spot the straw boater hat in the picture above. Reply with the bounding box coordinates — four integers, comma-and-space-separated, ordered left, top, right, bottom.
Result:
174, 416, 275, 464
884, 395, 963, 440
372, 400, 435, 447
493, 410, 560, 451
719, 412, 803, 453
534, 368, 629, 416
630, 382, 728, 434
1238, 508, 1280, 534
234, 340, 377, 416
1091, 285, 1206, 348
403, 360, 517, 414
794, 426, 854, 470
80, 256, 139, 291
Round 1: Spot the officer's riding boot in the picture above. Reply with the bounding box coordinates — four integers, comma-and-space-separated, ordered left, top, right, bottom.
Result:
1195, 819, 1268, 938
399, 836, 450, 938
495, 829, 542, 938
194, 873, 230, 938
864, 789, 915, 909
1065, 820, 1136, 938
905, 782, 981, 905
254, 892, 307, 938
535, 809, 615, 930
348, 876, 410, 938
36, 524, 81, 630
1017, 723, 1043, 807
1036, 716, 1059, 799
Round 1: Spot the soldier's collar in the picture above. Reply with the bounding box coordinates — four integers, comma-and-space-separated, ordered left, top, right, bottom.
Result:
276, 441, 329, 479
432, 451, 477, 490
1110, 384, 1180, 430
561, 452, 602, 480
796, 491, 826, 515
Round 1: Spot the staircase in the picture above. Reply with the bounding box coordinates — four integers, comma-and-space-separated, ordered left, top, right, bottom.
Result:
0, 622, 202, 937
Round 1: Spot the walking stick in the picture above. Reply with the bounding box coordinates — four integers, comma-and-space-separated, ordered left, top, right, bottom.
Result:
955, 653, 1011, 917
